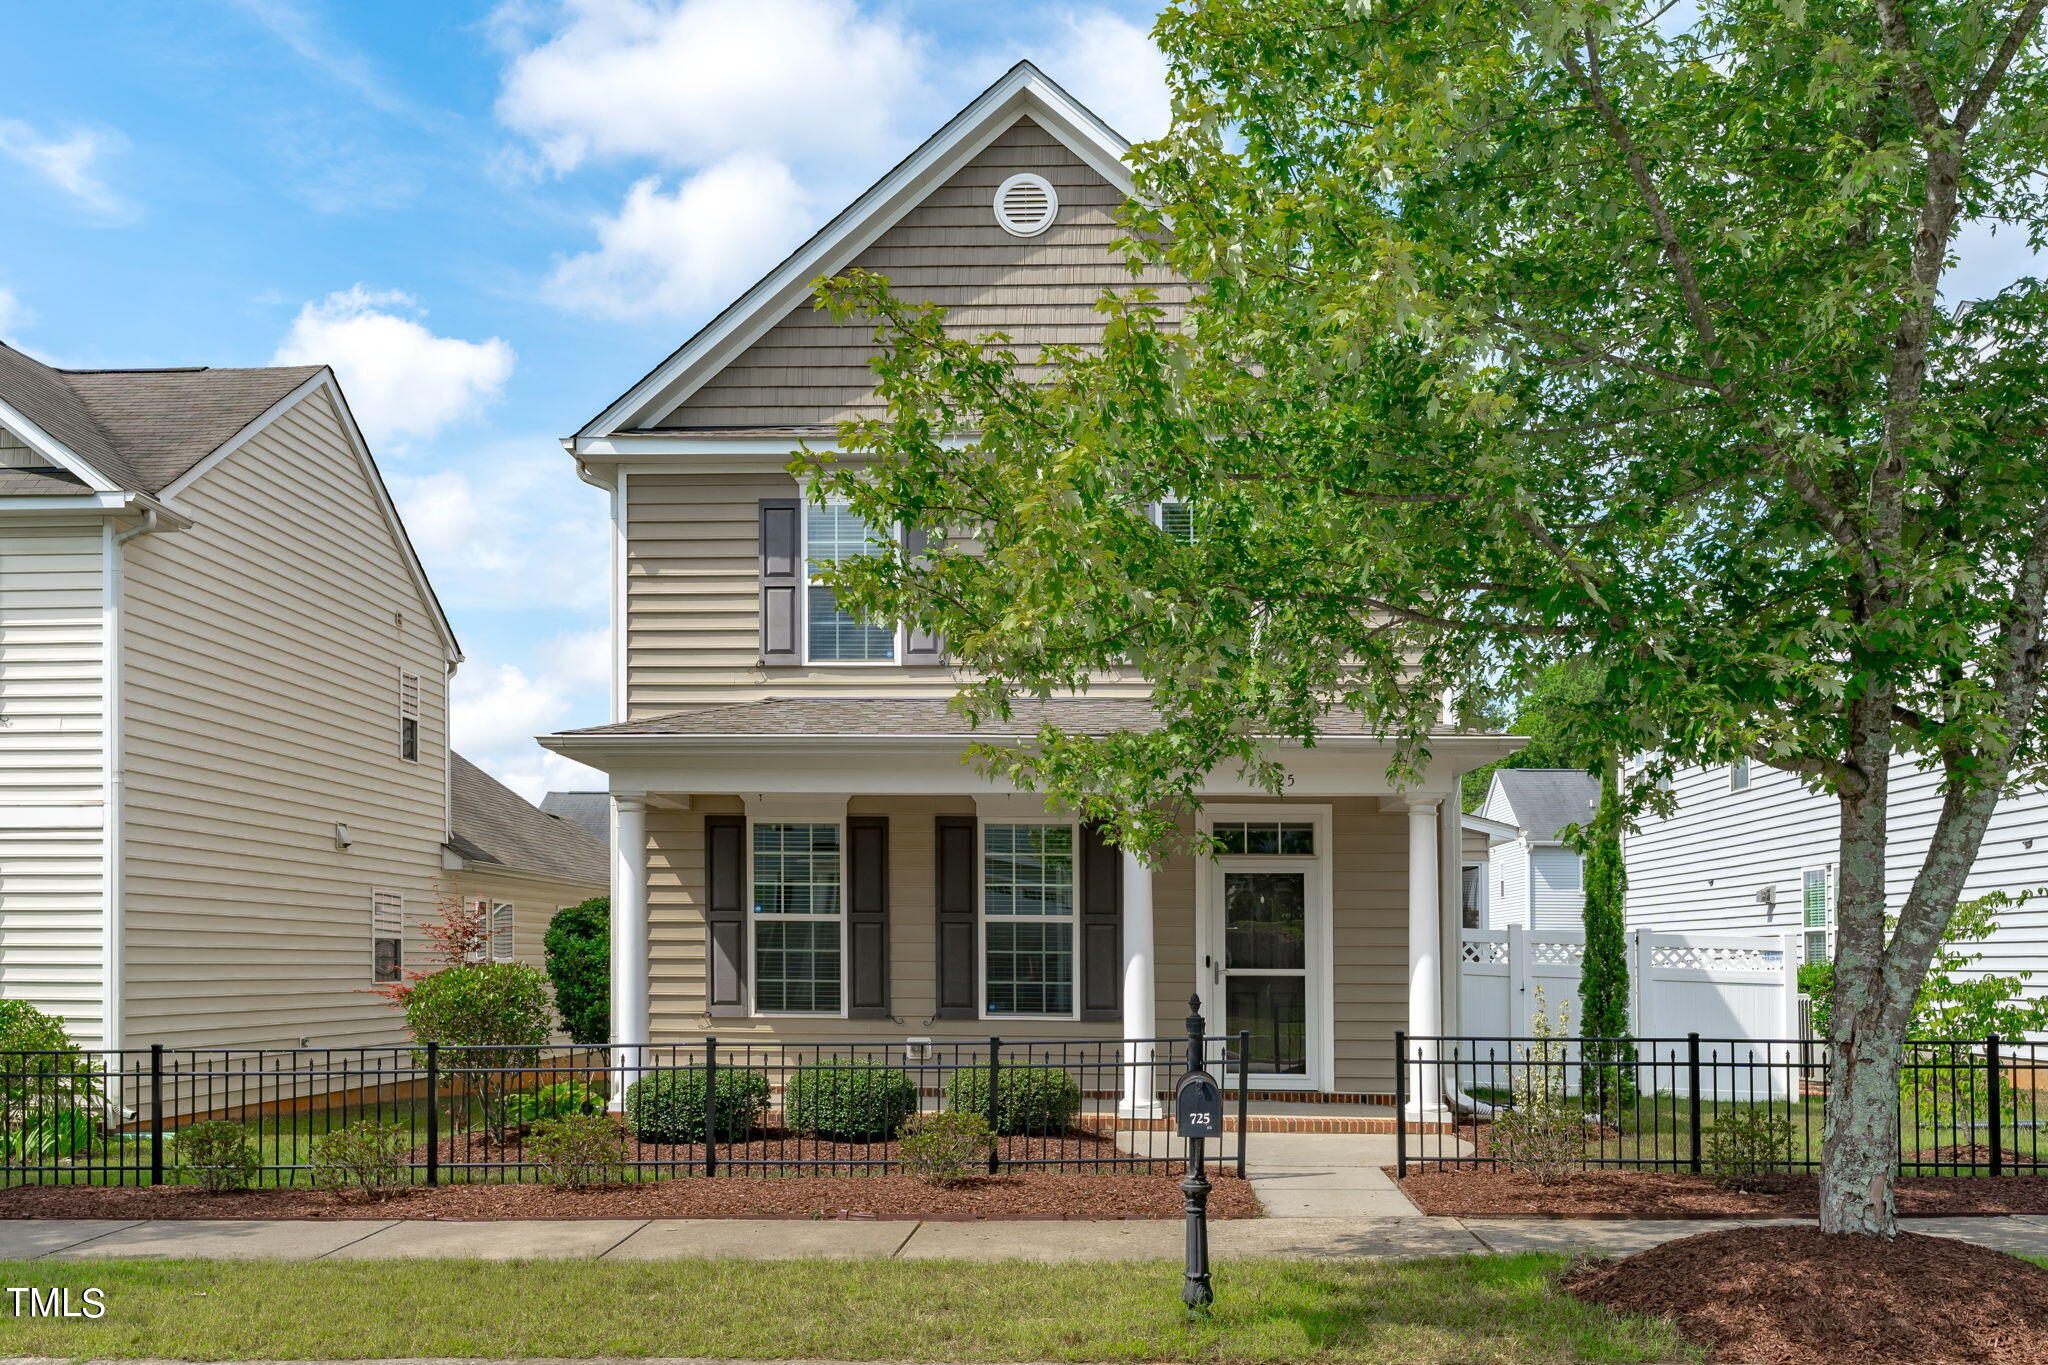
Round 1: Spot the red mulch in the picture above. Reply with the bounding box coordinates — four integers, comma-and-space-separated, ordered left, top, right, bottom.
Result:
1905, 1145, 2048, 1168
411, 1127, 1165, 1177
1394, 1167, 2048, 1217
1564, 1225, 2048, 1364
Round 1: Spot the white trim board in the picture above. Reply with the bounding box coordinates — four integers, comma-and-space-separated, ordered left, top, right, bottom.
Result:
575, 62, 1136, 440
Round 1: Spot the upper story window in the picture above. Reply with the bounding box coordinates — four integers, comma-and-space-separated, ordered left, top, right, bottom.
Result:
805, 503, 896, 663
1152, 498, 1196, 544
398, 670, 421, 762
1729, 756, 1751, 792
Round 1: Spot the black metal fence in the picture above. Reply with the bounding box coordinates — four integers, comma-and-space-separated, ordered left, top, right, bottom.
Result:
1395, 1031, 2047, 1178
2, 1035, 1250, 1188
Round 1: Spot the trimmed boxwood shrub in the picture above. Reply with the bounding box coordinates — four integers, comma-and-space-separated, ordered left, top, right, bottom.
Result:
624, 1066, 769, 1144
946, 1064, 1082, 1135
783, 1059, 918, 1141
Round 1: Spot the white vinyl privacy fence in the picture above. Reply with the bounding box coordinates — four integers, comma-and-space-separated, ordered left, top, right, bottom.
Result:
1455, 926, 1802, 1098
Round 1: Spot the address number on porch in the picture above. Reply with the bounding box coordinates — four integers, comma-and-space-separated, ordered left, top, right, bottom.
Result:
1174, 1070, 1224, 1139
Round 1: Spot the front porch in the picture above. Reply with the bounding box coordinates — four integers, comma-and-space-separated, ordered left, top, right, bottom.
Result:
542, 697, 1522, 1116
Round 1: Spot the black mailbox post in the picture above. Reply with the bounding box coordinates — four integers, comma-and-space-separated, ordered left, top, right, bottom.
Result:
1177, 995, 1217, 1309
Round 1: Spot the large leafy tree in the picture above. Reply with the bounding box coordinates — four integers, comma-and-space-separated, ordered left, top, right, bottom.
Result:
804, 0, 2048, 1237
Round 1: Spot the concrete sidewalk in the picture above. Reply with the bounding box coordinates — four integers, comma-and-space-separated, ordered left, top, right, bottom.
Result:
8, 1212, 2048, 1263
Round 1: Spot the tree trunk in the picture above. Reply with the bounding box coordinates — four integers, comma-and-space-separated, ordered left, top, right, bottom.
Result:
1820, 1010, 1904, 1235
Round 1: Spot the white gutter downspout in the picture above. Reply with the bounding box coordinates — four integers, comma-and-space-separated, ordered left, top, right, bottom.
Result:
103, 510, 160, 1086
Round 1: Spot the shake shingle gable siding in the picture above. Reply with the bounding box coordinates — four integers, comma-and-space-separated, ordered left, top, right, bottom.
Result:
653, 117, 1187, 431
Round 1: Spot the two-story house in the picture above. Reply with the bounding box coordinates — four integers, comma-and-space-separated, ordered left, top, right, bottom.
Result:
541, 64, 1519, 1110
0, 338, 595, 1060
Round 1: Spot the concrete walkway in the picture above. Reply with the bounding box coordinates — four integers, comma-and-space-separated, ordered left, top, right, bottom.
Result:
9, 1212, 2048, 1263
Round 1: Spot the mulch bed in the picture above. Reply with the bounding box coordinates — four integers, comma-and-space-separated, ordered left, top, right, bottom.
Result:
1394, 1167, 2048, 1217
1564, 1225, 2048, 1363
0, 1172, 1253, 1222
0, 1129, 1253, 1222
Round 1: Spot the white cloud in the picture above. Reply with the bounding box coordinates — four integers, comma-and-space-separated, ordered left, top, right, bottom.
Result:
0, 286, 28, 338
388, 446, 609, 612
546, 154, 812, 319
1039, 10, 1170, 142
450, 638, 609, 802
0, 119, 131, 219
273, 287, 515, 446
496, 0, 925, 173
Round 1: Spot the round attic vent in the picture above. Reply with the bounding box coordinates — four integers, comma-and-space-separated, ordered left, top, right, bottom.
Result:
993, 173, 1058, 237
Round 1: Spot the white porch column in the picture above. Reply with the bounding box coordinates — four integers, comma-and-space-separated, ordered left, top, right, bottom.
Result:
1118, 848, 1163, 1117
609, 796, 651, 1110
1406, 798, 1445, 1118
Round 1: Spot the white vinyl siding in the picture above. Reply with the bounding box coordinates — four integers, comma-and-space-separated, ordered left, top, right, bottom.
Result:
0, 520, 108, 1044
1530, 846, 1586, 930
1625, 758, 2048, 1012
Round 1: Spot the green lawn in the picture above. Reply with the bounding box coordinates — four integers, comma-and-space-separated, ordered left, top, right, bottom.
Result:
0, 1255, 1696, 1363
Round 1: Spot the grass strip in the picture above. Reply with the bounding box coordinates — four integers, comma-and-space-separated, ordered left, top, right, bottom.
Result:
0, 1253, 1695, 1363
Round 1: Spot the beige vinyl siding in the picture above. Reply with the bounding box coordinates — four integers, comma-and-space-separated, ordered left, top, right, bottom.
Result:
446, 865, 605, 974
642, 796, 1408, 1094
656, 117, 1187, 430
625, 470, 1152, 714
0, 519, 107, 1043
116, 387, 450, 1050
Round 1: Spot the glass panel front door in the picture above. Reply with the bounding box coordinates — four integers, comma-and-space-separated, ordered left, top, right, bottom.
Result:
1222, 870, 1310, 1076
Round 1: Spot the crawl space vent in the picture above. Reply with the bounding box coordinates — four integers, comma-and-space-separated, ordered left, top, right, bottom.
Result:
993, 173, 1058, 237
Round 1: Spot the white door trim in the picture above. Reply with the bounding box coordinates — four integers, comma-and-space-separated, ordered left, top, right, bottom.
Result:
1194, 803, 1335, 1092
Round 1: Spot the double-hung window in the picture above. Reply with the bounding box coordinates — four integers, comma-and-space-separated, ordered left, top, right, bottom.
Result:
398, 671, 421, 761
1729, 757, 1751, 791
752, 822, 844, 1013
1151, 498, 1195, 543
982, 823, 1077, 1018
489, 903, 515, 963
370, 890, 404, 983
1802, 866, 1834, 965
805, 503, 895, 663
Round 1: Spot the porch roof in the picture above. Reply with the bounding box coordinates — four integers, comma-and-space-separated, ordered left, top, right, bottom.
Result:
554, 695, 1511, 741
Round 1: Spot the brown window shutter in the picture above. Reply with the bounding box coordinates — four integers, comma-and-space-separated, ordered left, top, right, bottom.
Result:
758, 498, 801, 665
1078, 822, 1123, 1022
847, 815, 890, 1018
900, 526, 945, 664
705, 814, 748, 1017
933, 814, 978, 1019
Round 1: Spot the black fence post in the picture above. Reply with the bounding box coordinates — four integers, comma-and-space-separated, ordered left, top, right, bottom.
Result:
986, 1037, 1003, 1176
1235, 1029, 1250, 1179
425, 1042, 440, 1187
1988, 1034, 2004, 1177
704, 1038, 718, 1178
1394, 1029, 1408, 1179
149, 1044, 164, 1187
1686, 1032, 1703, 1174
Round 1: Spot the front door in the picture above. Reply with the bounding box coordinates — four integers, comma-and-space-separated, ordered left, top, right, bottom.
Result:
1203, 845, 1326, 1088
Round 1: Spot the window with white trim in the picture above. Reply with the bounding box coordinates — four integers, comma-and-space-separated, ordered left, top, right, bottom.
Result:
1729, 756, 1751, 791
982, 823, 1077, 1017
489, 902, 515, 962
1153, 498, 1196, 544
1802, 866, 1834, 965
371, 890, 404, 983
804, 503, 895, 663
398, 670, 421, 762
752, 822, 844, 1013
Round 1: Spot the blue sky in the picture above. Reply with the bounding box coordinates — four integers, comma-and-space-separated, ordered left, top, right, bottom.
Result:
0, 0, 1170, 799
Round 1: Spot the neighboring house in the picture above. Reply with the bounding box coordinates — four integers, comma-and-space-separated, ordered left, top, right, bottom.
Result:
539, 790, 610, 845
1459, 810, 1515, 929
1474, 769, 1601, 931
444, 756, 609, 969
1625, 758, 2048, 993
0, 339, 464, 1054
540, 64, 1521, 1105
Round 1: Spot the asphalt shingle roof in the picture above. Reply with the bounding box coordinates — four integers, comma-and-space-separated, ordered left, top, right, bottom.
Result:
1489, 768, 1602, 841
448, 754, 608, 886
0, 340, 320, 495
559, 696, 1498, 740
539, 791, 611, 843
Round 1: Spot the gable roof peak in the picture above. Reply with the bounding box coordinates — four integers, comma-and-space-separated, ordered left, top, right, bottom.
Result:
573, 60, 1138, 443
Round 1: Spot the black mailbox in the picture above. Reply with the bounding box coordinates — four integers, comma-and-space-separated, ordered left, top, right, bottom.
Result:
1174, 1069, 1223, 1139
